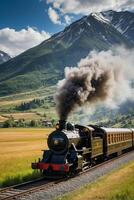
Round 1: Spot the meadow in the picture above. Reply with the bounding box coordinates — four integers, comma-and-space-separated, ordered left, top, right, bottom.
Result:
2, 112, 42, 121
0, 128, 53, 187
56, 161, 134, 200
0, 86, 57, 124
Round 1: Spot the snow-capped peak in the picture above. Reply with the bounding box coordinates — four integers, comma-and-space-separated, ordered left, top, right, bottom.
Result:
101, 10, 114, 22
0, 50, 11, 64
0, 53, 4, 57
101, 10, 134, 42
91, 12, 110, 24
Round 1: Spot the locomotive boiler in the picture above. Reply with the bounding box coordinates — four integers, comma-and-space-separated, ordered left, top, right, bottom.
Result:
32, 120, 134, 177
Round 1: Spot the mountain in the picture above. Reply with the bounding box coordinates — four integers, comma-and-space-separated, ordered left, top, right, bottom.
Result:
102, 10, 134, 43
0, 50, 11, 64
0, 10, 133, 96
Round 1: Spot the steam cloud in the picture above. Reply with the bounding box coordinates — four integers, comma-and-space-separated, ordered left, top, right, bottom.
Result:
55, 47, 134, 120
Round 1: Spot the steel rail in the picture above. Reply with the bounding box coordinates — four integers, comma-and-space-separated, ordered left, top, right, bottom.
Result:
0, 150, 133, 200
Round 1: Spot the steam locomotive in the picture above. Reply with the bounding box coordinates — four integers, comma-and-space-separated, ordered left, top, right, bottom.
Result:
32, 120, 134, 177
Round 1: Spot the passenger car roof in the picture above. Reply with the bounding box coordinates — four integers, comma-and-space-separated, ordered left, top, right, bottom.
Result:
100, 127, 132, 134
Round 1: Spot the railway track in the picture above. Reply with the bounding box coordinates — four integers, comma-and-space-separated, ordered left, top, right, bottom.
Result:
0, 177, 54, 200
0, 150, 133, 200
66, 150, 133, 180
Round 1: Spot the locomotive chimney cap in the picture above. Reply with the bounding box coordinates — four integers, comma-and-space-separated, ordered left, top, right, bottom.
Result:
56, 120, 66, 130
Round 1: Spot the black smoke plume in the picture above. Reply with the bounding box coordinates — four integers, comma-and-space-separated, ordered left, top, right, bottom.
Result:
55, 48, 134, 120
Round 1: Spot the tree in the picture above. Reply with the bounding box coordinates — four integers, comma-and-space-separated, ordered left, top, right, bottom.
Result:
3, 119, 14, 128
30, 120, 37, 127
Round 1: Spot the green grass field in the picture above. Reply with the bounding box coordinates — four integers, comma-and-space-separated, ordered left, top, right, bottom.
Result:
0, 128, 53, 187
56, 161, 134, 200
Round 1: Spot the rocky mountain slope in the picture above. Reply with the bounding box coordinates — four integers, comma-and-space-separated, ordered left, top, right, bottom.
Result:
102, 10, 134, 42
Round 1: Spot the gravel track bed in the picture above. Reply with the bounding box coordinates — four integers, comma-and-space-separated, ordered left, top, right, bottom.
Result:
20, 151, 134, 200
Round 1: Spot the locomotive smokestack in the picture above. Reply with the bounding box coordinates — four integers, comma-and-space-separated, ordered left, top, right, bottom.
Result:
59, 120, 66, 130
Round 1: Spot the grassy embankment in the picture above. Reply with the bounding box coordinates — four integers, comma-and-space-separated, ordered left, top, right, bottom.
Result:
56, 161, 134, 200
0, 128, 53, 187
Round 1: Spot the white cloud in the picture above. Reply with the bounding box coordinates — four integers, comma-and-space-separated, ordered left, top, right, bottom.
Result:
64, 15, 72, 24
48, 7, 61, 24
47, 0, 134, 15
0, 27, 50, 57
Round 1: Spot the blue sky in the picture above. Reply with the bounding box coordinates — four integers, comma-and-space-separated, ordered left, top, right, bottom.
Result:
0, 0, 133, 56
0, 0, 62, 33
0, 0, 82, 34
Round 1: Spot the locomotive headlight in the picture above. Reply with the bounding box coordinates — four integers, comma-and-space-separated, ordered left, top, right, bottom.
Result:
52, 137, 65, 146
53, 139, 59, 145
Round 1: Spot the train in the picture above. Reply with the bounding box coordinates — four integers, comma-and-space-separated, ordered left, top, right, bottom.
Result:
32, 120, 134, 177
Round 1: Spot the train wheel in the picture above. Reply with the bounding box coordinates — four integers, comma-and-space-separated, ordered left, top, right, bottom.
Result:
67, 166, 77, 177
